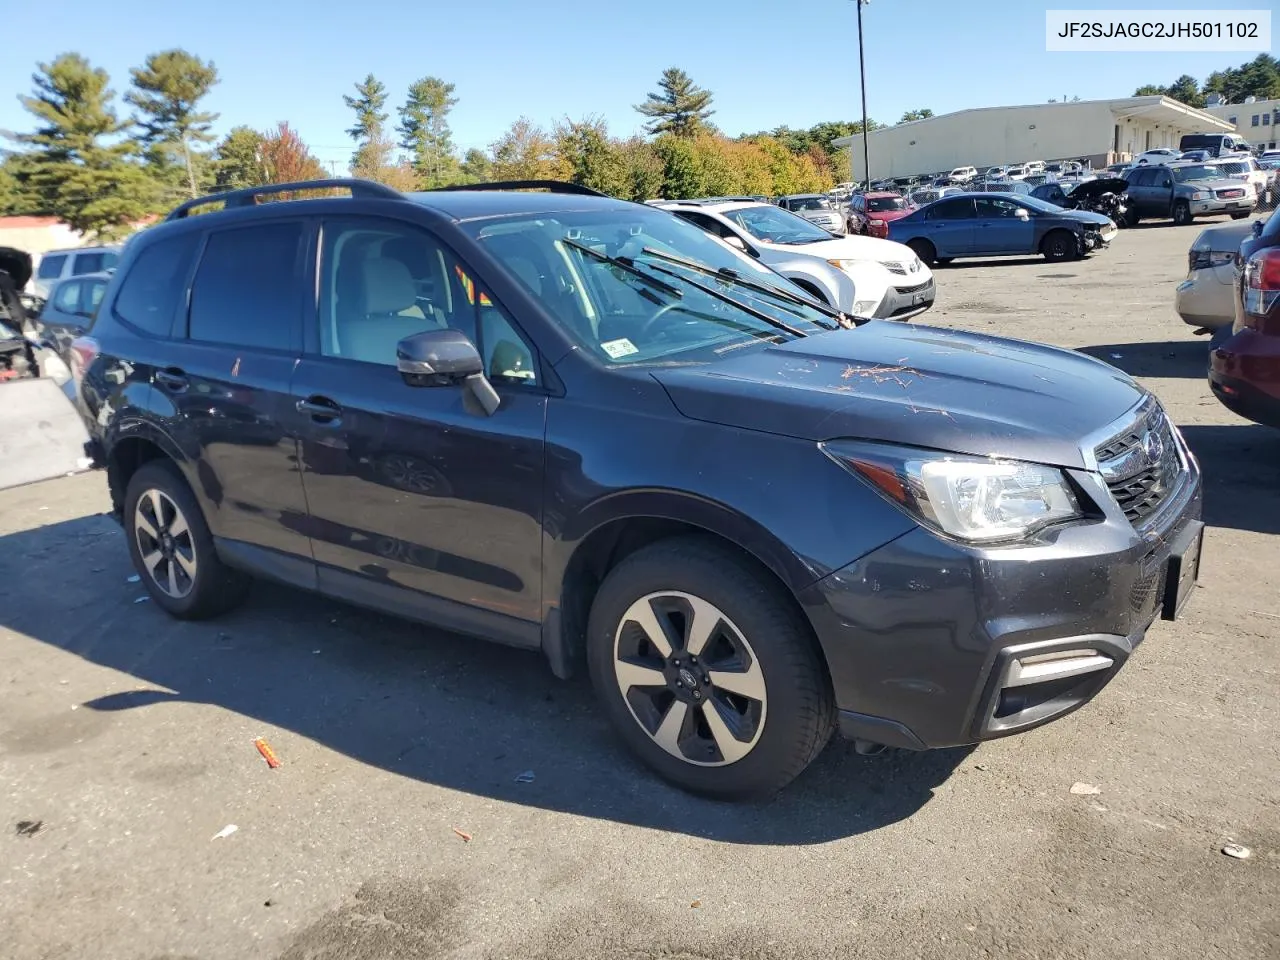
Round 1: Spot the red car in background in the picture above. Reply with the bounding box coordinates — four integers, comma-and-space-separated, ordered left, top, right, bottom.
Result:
1209, 215, 1280, 427
847, 192, 915, 238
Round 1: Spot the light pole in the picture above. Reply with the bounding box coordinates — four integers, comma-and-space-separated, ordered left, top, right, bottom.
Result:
854, 0, 871, 187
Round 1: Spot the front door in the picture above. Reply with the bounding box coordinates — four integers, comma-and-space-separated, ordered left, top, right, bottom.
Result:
972, 196, 1035, 254
291, 215, 547, 640
921, 197, 977, 256
156, 217, 314, 562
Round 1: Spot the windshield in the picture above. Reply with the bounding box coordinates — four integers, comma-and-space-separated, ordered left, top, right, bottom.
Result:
789, 197, 832, 211
460, 206, 838, 366
1173, 164, 1219, 182
724, 204, 833, 244
866, 196, 908, 213
1214, 162, 1247, 175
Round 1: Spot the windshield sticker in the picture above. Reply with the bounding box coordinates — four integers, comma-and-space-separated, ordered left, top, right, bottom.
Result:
602, 338, 639, 359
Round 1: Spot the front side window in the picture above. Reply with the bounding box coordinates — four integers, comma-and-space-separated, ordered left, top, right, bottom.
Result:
318, 217, 538, 385
85, 279, 108, 312
457, 204, 838, 367
975, 197, 1026, 218
37, 255, 67, 281
722, 205, 832, 244
187, 222, 303, 351
52, 280, 82, 314
72, 251, 115, 275
113, 233, 200, 336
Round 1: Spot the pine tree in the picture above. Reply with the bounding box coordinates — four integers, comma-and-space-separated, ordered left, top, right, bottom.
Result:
9, 54, 154, 238
212, 126, 265, 191
398, 77, 460, 187
344, 74, 394, 177
460, 148, 492, 183
125, 49, 219, 199
635, 68, 715, 138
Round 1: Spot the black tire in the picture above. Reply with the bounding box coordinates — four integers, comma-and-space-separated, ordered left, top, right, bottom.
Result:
586, 538, 835, 799
906, 238, 936, 265
1230, 212, 1249, 220
936, 257, 954, 265
1041, 230, 1077, 262
1172, 200, 1193, 226
1126, 207, 1141, 228
123, 460, 249, 619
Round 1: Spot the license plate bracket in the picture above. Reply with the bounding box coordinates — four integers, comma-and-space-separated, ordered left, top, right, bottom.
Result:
1161, 520, 1204, 621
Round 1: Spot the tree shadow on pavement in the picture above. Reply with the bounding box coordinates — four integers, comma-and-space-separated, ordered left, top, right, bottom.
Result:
1076, 339, 1209, 379
0, 514, 970, 846
1178, 423, 1280, 536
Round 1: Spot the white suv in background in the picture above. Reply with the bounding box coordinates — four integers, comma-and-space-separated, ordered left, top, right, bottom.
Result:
654, 199, 936, 321
1209, 156, 1269, 202
31, 245, 121, 300
949, 166, 977, 182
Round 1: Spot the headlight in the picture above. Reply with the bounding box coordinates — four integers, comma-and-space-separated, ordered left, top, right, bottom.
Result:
1190, 191, 1207, 200
827, 258, 861, 273
822, 441, 1082, 543
852, 299, 879, 315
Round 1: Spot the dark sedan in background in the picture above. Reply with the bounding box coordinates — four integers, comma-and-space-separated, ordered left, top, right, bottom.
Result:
1210, 215, 1280, 427
889, 193, 1117, 265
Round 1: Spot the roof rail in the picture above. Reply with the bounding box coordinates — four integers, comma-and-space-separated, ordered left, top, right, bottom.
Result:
426, 180, 608, 197
164, 179, 405, 221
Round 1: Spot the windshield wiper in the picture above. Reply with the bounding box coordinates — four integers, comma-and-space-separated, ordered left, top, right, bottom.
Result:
639, 246, 846, 328
625, 259, 810, 339
560, 238, 684, 300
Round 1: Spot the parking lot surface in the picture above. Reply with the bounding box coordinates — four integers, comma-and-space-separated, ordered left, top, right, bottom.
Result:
2, 221, 1278, 960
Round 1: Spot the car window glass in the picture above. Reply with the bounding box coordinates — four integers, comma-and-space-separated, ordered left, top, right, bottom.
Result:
52, 280, 82, 314
113, 233, 200, 337
975, 197, 1024, 218
36, 255, 67, 281
674, 211, 729, 239
86, 280, 108, 312
453, 264, 539, 387
73, 252, 107, 275
188, 222, 303, 351
927, 199, 974, 220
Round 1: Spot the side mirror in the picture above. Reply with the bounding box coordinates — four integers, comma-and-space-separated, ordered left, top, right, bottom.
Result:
1015, 208, 1031, 220
724, 235, 748, 252
396, 328, 500, 414
1254, 219, 1265, 237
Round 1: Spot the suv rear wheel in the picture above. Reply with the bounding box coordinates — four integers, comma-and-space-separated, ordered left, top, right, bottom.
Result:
586, 538, 835, 799
124, 460, 249, 619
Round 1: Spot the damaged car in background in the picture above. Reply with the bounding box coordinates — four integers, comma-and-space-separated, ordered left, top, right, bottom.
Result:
0, 245, 75, 392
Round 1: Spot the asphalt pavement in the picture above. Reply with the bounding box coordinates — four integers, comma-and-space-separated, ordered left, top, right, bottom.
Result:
1, 219, 1277, 960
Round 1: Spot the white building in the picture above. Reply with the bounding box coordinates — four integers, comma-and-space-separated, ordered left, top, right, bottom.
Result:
1201, 96, 1280, 151
831, 96, 1233, 182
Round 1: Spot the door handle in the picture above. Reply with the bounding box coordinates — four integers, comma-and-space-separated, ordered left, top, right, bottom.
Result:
296, 396, 342, 424
154, 368, 188, 391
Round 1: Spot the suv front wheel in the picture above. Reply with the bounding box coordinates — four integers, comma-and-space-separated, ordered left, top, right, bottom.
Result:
124, 460, 249, 619
586, 538, 835, 799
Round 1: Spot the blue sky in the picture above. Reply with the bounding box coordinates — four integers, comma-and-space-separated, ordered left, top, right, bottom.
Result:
1, 0, 1270, 170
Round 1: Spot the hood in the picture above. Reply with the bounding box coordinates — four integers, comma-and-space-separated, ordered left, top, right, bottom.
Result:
0, 247, 32, 290
795, 208, 843, 223
652, 321, 1145, 469
1195, 177, 1252, 192
765, 233, 916, 264
1066, 177, 1129, 201
1062, 209, 1113, 227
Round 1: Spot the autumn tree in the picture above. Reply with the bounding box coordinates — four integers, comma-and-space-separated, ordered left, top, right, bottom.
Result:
126, 49, 219, 198
489, 118, 561, 181
258, 122, 325, 184
8, 54, 154, 238
399, 76, 460, 187
618, 138, 663, 200
554, 116, 627, 196
636, 68, 715, 137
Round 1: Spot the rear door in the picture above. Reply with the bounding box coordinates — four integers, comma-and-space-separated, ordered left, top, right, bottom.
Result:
972, 196, 1035, 254
290, 214, 547, 638
921, 197, 977, 255
154, 218, 315, 565
39, 279, 106, 359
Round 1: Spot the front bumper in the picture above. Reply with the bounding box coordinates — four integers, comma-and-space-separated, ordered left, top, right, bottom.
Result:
800, 438, 1204, 750
1192, 195, 1256, 216
873, 276, 936, 321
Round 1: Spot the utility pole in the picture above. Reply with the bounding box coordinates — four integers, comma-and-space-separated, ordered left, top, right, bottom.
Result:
855, 0, 871, 187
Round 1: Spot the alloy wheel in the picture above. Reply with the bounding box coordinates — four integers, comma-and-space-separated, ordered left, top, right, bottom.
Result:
133, 488, 197, 599
612, 591, 767, 767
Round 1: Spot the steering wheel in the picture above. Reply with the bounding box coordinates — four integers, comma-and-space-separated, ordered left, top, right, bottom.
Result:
636, 301, 686, 340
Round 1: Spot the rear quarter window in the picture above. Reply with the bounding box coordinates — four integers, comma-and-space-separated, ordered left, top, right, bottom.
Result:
112, 233, 200, 337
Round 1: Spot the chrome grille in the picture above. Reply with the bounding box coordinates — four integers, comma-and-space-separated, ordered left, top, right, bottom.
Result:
1094, 403, 1184, 526
1217, 188, 1245, 199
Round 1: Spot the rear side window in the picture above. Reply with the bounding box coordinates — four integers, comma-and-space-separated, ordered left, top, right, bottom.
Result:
188, 222, 304, 352
72, 251, 114, 275
113, 233, 199, 336
928, 199, 975, 220
52, 280, 82, 314
37, 255, 66, 280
